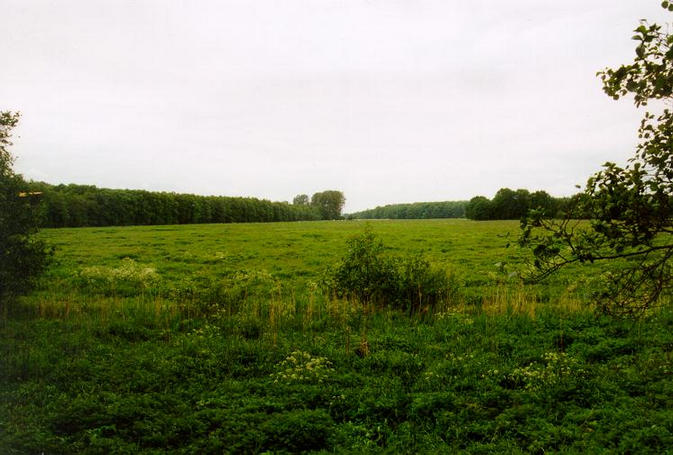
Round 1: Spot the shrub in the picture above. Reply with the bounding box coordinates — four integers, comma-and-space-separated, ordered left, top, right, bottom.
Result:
398, 254, 461, 314
324, 228, 460, 314
326, 228, 399, 304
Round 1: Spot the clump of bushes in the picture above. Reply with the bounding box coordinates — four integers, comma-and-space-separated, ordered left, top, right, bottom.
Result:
323, 228, 461, 314
163, 269, 282, 308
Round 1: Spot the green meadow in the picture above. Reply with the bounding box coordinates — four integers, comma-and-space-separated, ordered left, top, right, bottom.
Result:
2, 219, 673, 453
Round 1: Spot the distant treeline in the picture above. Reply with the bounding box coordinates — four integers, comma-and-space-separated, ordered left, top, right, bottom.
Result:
348, 188, 573, 221
27, 182, 323, 228
348, 201, 467, 220
28, 182, 574, 227
465, 188, 571, 220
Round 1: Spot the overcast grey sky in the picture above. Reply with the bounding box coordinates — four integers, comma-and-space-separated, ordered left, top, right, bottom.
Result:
2, 1, 669, 212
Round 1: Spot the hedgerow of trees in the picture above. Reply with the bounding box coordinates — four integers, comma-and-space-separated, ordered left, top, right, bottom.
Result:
0, 112, 51, 303
521, 3, 673, 315
27, 185, 348, 228
349, 201, 467, 220
348, 193, 569, 221
28, 183, 326, 228
465, 189, 570, 220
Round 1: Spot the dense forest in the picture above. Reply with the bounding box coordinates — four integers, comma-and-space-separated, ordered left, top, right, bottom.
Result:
26, 182, 323, 227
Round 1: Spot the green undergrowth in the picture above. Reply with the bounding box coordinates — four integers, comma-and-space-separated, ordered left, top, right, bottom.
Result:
1, 220, 672, 453
2, 305, 673, 453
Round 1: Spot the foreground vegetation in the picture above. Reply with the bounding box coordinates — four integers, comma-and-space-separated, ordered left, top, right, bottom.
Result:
2, 219, 673, 453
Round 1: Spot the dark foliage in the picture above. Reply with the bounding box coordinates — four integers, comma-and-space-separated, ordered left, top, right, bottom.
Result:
466, 188, 569, 221
465, 196, 493, 220
27, 182, 324, 227
0, 112, 51, 303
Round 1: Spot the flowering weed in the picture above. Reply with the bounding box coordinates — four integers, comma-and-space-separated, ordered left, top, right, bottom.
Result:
79, 257, 160, 295
271, 350, 334, 384
510, 351, 585, 391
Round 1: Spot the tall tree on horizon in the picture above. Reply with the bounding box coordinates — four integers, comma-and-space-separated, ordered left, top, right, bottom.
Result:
311, 190, 346, 220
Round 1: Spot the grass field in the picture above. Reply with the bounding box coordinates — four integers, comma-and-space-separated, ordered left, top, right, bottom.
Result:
2, 219, 673, 453
28, 219, 589, 309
